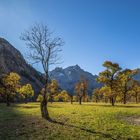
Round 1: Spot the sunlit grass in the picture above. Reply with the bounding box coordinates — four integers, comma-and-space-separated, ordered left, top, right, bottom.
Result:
0, 102, 140, 140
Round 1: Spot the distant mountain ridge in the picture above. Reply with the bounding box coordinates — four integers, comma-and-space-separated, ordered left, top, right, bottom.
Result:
49, 65, 102, 96
0, 37, 45, 98
133, 69, 140, 83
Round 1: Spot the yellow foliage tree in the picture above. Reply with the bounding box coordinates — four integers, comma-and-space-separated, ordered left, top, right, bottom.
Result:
37, 79, 60, 103
57, 90, 69, 102
75, 76, 88, 105
118, 69, 138, 104
18, 84, 34, 103
130, 80, 140, 103
97, 61, 121, 106
92, 88, 103, 103
2, 72, 21, 106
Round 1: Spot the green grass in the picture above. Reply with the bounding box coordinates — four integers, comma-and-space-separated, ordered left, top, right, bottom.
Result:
0, 102, 140, 140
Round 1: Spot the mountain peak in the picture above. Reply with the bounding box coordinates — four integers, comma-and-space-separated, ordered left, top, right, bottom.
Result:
50, 65, 101, 95
66, 64, 82, 71
74, 64, 81, 69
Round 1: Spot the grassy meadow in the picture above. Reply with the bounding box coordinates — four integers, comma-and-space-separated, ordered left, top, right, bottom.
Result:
0, 102, 140, 140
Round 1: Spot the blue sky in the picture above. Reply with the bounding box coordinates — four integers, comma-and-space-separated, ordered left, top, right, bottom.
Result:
0, 0, 140, 75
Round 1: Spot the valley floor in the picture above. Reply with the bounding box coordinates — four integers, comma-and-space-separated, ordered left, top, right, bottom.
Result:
0, 102, 140, 140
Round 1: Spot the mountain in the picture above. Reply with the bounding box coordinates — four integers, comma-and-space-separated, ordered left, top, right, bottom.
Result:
0, 37, 101, 98
0, 37, 45, 98
133, 69, 140, 83
49, 65, 102, 96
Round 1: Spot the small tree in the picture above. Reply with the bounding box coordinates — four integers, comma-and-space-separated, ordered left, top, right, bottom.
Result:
118, 69, 138, 104
53, 90, 69, 102
131, 80, 140, 103
18, 84, 34, 103
37, 94, 43, 102
75, 77, 88, 105
37, 79, 60, 103
48, 79, 60, 103
21, 23, 64, 119
56, 90, 69, 102
97, 61, 121, 106
73, 95, 77, 102
2, 72, 20, 106
92, 88, 102, 103
99, 86, 112, 103
69, 94, 73, 104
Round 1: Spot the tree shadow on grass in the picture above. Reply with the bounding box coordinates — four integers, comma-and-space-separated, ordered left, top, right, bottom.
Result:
47, 118, 117, 140
0, 103, 133, 140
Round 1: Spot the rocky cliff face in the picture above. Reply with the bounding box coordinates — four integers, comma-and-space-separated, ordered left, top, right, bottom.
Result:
49, 65, 102, 96
0, 37, 45, 98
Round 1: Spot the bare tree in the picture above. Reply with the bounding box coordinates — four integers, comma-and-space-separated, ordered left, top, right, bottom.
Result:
20, 23, 64, 119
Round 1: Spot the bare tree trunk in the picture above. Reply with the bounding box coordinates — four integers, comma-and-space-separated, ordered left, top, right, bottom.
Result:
24, 97, 28, 104
41, 98, 49, 119
123, 92, 127, 104
6, 94, 10, 106
40, 75, 50, 120
71, 96, 73, 104
111, 97, 114, 106
79, 96, 82, 105
136, 93, 138, 104
50, 96, 53, 104
96, 99, 98, 103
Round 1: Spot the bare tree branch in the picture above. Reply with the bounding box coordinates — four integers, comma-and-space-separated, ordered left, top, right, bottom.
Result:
20, 23, 64, 76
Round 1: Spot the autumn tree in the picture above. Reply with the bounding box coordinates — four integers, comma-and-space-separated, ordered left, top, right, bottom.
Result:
92, 88, 103, 103
92, 88, 100, 103
56, 90, 69, 102
72, 95, 77, 102
2, 72, 21, 106
75, 77, 88, 105
18, 84, 34, 103
36, 94, 43, 102
48, 79, 60, 103
99, 86, 112, 103
97, 61, 121, 106
131, 80, 140, 103
21, 23, 64, 119
37, 79, 60, 103
118, 69, 138, 104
